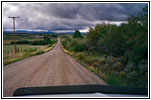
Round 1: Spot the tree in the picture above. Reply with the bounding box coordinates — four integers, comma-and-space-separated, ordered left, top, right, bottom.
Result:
126, 5, 148, 63
86, 24, 109, 52
85, 5, 148, 63
86, 26, 101, 51
73, 30, 83, 38
44, 35, 51, 44
103, 25, 125, 56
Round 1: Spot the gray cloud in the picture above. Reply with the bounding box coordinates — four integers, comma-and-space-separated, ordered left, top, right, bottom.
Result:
3, 3, 147, 31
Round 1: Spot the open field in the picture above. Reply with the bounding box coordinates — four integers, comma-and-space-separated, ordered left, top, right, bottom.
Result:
3, 33, 57, 44
3, 44, 45, 51
3, 33, 57, 65
3, 44, 48, 65
3, 34, 42, 44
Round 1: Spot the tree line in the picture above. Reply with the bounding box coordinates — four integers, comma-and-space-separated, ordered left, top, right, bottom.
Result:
61, 6, 148, 87
11, 35, 52, 45
73, 5, 148, 64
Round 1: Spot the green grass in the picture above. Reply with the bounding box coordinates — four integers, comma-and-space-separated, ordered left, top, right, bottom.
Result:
3, 44, 47, 65
3, 44, 45, 51
105, 72, 121, 86
104, 72, 148, 88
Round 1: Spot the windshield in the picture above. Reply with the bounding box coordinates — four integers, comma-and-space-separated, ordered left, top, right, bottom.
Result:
2, 2, 148, 98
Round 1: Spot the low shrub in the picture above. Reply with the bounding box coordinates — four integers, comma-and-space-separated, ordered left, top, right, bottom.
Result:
51, 34, 58, 37
10, 40, 31, 44
138, 60, 148, 73
62, 38, 86, 52
119, 56, 128, 65
126, 71, 138, 80
120, 71, 124, 78
98, 71, 106, 80
72, 43, 85, 52
48, 44, 53, 48
105, 56, 114, 65
105, 72, 120, 86
113, 62, 122, 70
47, 41, 57, 48
92, 62, 100, 68
98, 57, 105, 65
88, 66, 98, 74
35, 51, 44, 55
84, 57, 98, 66
10, 35, 53, 45
123, 62, 136, 73
76, 52, 85, 61
31, 40, 45, 45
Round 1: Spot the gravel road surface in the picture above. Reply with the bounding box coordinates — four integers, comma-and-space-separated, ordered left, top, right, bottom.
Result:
3, 38, 107, 97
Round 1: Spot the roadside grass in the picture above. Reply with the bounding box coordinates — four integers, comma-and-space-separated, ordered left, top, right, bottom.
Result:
104, 72, 122, 86
104, 72, 148, 87
61, 41, 148, 88
3, 43, 56, 66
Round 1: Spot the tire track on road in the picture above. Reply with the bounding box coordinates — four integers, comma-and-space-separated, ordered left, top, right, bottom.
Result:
3, 38, 107, 97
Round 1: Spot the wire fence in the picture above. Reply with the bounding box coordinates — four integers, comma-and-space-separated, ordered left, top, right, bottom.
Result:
3, 48, 25, 55
3, 48, 26, 60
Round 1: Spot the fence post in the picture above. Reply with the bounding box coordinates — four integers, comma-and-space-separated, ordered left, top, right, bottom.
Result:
7, 50, 9, 54
11, 49, 13, 54
18, 48, 19, 53
16, 47, 18, 53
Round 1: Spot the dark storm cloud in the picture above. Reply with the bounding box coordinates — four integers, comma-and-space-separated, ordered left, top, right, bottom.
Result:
3, 3, 147, 31
77, 3, 146, 21
46, 4, 80, 19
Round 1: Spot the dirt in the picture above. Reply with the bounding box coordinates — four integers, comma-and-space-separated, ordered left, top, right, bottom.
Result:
3, 38, 107, 97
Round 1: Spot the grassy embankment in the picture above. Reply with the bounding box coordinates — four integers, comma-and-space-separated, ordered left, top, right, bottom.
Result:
60, 6, 148, 88
3, 33, 57, 66
61, 37, 148, 88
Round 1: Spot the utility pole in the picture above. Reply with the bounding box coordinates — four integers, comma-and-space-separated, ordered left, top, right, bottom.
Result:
8, 16, 19, 54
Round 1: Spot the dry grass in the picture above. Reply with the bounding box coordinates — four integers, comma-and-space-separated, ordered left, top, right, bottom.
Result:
3, 43, 56, 66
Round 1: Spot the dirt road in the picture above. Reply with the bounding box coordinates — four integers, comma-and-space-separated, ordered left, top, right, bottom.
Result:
3, 38, 107, 97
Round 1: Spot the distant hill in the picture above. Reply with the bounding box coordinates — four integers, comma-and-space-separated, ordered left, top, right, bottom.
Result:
3, 29, 86, 34
3, 30, 55, 34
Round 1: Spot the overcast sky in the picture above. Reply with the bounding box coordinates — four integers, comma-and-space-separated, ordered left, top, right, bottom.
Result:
3, 3, 147, 32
